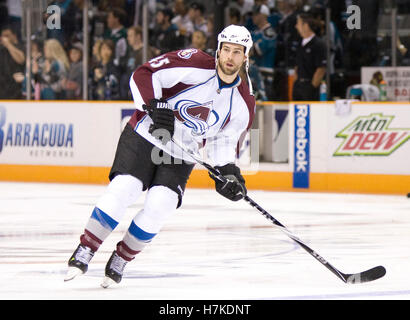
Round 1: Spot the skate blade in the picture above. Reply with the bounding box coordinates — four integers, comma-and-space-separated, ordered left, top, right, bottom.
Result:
64, 267, 83, 282
101, 276, 116, 289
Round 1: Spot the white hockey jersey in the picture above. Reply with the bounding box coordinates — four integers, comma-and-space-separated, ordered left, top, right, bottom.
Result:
128, 48, 255, 166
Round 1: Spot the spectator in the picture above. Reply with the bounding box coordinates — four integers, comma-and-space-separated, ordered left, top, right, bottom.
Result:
344, 0, 379, 72
171, 0, 194, 46
228, 7, 242, 25
0, 26, 25, 99
248, 62, 268, 101
189, 29, 214, 56
206, 14, 215, 51
6, 0, 22, 41
63, 0, 86, 44
91, 39, 103, 69
31, 40, 45, 67
120, 26, 155, 99
397, 37, 410, 66
272, 0, 301, 100
33, 39, 69, 100
292, 13, 326, 101
98, 0, 126, 12
124, 26, 155, 70
151, 8, 185, 56
188, 2, 208, 36
189, 30, 207, 51
327, 0, 347, 40
244, 0, 281, 32
63, 42, 83, 100
0, 25, 24, 65
14, 39, 45, 100
104, 7, 128, 68
310, 2, 343, 74
275, 0, 301, 69
250, 4, 277, 100
90, 39, 121, 100
230, 0, 255, 18
45, 0, 73, 46
0, 1, 7, 32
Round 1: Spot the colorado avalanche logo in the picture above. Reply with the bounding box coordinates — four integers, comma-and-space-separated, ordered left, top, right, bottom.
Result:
177, 48, 198, 59
174, 100, 219, 136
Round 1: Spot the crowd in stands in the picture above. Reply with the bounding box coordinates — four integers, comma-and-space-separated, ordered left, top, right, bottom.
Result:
0, 0, 409, 101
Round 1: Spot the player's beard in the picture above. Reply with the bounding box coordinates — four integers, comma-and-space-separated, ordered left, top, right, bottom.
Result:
217, 58, 241, 77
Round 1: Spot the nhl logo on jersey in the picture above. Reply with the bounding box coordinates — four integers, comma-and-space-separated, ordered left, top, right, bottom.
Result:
174, 100, 219, 136
177, 48, 198, 59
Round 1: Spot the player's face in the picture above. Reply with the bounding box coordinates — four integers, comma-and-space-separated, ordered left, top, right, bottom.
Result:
217, 43, 246, 76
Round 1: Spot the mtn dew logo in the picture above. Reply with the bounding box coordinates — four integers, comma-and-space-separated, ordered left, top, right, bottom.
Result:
334, 113, 410, 156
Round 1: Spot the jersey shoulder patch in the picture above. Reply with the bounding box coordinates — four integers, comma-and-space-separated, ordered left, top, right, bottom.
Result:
177, 48, 198, 59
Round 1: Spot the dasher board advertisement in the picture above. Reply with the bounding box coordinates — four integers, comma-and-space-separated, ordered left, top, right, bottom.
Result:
361, 67, 410, 101
293, 104, 310, 188
0, 101, 128, 166
329, 103, 410, 175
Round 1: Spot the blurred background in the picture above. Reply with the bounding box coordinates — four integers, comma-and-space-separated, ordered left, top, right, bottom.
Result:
0, 0, 409, 103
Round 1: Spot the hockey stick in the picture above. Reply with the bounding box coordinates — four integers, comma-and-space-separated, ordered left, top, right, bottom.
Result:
171, 137, 386, 284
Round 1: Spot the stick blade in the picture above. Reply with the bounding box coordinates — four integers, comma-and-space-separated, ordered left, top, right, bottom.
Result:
345, 266, 386, 284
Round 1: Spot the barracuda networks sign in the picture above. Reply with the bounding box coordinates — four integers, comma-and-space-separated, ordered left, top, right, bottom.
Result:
293, 104, 310, 188
0, 105, 74, 158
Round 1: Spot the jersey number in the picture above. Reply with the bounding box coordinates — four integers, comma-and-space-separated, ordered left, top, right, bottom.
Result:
149, 55, 170, 68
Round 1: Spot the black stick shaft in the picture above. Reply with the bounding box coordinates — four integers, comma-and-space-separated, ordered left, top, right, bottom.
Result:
171, 138, 385, 284
243, 195, 347, 282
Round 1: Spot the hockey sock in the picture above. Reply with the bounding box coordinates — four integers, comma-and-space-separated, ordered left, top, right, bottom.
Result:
116, 219, 156, 261
79, 174, 144, 252
80, 207, 119, 252
116, 186, 179, 261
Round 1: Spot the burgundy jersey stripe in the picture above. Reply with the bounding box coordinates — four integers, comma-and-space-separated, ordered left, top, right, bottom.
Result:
237, 80, 256, 131
162, 82, 192, 100
236, 80, 255, 155
132, 66, 155, 105
128, 109, 147, 128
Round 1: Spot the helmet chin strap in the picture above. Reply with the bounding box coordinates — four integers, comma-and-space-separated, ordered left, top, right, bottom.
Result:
244, 58, 253, 95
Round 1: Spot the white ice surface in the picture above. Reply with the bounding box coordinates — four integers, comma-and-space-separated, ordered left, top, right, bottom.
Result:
0, 182, 409, 300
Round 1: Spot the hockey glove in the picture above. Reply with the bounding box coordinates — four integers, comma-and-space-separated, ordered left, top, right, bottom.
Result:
209, 163, 247, 201
143, 98, 175, 144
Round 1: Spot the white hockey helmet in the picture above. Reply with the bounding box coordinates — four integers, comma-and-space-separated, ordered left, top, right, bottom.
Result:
216, 25, 254, 95
217, 24, 253, 56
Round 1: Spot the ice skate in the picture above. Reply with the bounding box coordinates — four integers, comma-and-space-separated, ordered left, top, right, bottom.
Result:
64, 244, 95, 281
101, 251, 128, 288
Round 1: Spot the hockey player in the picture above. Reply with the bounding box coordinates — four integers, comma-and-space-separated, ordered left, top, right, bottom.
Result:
65, 25, 256, 288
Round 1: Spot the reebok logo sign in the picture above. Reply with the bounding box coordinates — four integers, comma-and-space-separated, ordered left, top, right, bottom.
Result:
293, 104, 310, 188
